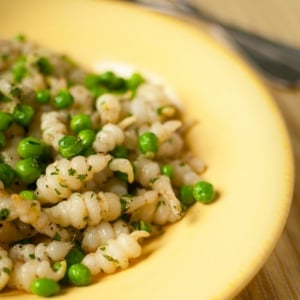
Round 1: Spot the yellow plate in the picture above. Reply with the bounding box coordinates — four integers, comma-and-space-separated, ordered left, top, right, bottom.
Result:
0, 0, 294, 299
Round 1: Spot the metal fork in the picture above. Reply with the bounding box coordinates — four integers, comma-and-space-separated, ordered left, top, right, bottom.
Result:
125, 0, 300, 87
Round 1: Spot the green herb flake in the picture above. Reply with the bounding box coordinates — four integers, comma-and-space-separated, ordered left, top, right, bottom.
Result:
99, 243, 108, 251
53, 232, 61, 241
156, 106, 165, 115
130, 221, 140, 231
103, 254, 119, 264
54, 188, 61, 195
139, 220, 152, 233
149, 177, 158, 184
0, 91, 11, 102
3, 267, 11, 274
1, 53, 8, 61
31, 202, 38, 208
52, 261, 62, 271
10, 87, 22, 99
156, 200, 166, 211
60, 54, 77, 67
68, 168, 76, 176
115, 171, 128, 182
29, 253, 35, 259
0, 208, 10, 221
59, 182, 68, 188
120, 194, 133, 213
77, 174, 87, 181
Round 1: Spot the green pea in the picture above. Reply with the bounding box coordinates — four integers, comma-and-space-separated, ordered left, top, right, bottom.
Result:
30, 278, 60, 297
83, 73, 112, 97
80, 148, 96, 157
138, 132, 159, 155
89, 85, 108, 99
84, 73, 101, 89
0, 163, 16, 187
60, 247, 85, 285
58, 135, 84, 159
78, 129, 96, 150
110, 76, 126, 91
35, 57, 53, 75
70, 114, 93, 134
0, 132, 6, 148
20, 190, 37, 200
68, 263, 92, 286
126, 72, 145, 90
13, 103, 35, 127
99, 71, 126, 91
161, 164, 174, 178
110, 145, 128, 159
15, 158, 41, 184
12, 58, 27, 82
0, 112, 13, 131
98, 71, 115, 86
193, 181, 215, 204
65, 247, 85, 267
53, 89, 73, 109
179, 185, 195, 206
14, 33, 26, 42
17, 137, 46, 159
35, 89, 51, 104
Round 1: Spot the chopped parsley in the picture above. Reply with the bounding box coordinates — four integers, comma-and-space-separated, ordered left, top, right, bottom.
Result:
120, 194, 133, 213
59, 182, 68, 188
0, 208, 9, 221
149, 177, 158, 184
77, 174, 87, 181
10, 86, 22, 99
0, 91, 11, 102
99, 243, 107, 251
68, 168, 76, 176
52, 261, 62, 271
2, 267, 11, 274
29, 253, 35, 259
54, 188, 61, 195
103, 254, 119, 264
53, 232, 62, 241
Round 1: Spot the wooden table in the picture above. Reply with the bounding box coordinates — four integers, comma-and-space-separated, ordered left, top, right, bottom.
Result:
190, 1, 300, 299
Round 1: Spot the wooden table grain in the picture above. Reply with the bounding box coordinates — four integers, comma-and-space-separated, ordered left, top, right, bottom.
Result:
190, 1, 300, 299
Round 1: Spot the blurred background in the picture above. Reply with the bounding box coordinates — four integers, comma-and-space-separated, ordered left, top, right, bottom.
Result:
185, 0, 300, 47
120, 0, 300, 299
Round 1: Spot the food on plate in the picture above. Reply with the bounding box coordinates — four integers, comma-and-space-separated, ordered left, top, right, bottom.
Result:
0, 35, 215, 296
